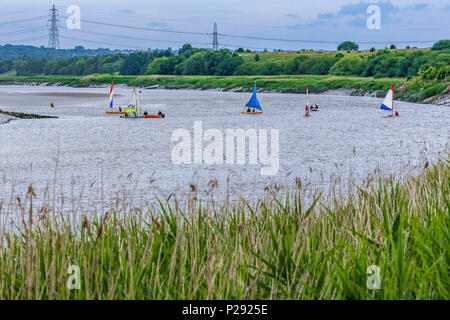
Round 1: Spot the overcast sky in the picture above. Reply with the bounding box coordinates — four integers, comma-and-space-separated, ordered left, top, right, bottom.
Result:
0, 0, 449, 51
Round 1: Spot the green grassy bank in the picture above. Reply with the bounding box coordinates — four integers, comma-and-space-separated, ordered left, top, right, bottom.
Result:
1, 74, 447, 103
0, 159, 448, 300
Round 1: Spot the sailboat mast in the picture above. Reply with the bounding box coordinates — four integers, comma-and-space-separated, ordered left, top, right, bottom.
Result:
392, 85, 395, 116
307, 85, 309, 106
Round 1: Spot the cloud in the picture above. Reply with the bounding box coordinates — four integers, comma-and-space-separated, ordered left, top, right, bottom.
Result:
147, 21, 172, 30
118, 9, 134, 14
285, 1, 431, 30
410, 3, 428, 11
317, 13, 334, 20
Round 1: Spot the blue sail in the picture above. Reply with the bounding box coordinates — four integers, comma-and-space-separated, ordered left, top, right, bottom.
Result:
246, 82, 263, 111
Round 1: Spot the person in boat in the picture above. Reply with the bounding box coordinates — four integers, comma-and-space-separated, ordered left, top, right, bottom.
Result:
143, 110, 148, 116
133, 111, 136, 116
124, 112, 128, 117
119, 106, 122, 112
247, 107, 251, 113
395, 111, 399, 117
252, 108, 256, 113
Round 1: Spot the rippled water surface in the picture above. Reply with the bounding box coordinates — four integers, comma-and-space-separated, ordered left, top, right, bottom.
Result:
0, 85, 448, 208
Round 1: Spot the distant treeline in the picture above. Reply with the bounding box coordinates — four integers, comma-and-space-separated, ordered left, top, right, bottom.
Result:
0, 44, 120, 61
1, 41, 449, 82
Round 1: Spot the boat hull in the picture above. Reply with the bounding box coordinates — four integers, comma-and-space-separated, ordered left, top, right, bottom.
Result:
106, 111, 126, 115
241, 112, 263, 115
120, 115, 164, 119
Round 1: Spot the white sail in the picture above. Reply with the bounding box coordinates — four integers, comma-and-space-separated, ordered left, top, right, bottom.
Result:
381, 85, 394, 112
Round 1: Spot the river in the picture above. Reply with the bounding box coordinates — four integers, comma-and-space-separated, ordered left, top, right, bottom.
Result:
0, 85, 448, 212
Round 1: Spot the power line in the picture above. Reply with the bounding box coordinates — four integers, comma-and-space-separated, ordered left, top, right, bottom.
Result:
62, 29, 210, 47
0, 26, 47, 37
63, 35, 151, 50
2, 34, 48, 45
61, 29, 279, 51
218, 32, 439, 44
48, 5, 60, 58
0, 15, 47, 26
60, 16, 209, 36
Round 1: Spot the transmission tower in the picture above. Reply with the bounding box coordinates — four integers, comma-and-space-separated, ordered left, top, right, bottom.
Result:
212, 22, 219, 51
48, 5, 60, 58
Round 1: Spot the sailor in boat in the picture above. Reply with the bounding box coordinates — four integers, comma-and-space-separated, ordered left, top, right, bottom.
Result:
395, 111, 400, 117
252, 108, 256, 113
119, 106, 122, 112
158, 111, 166, 118
143, 110, 148, 116
247, 107, 251, 113
305, 105, 311, 117
124, 112, 128, 117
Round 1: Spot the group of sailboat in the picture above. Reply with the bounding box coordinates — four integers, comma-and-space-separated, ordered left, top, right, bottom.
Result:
105, 82, 165, 119
241, 82, 399, 118
106, 81, 399, 119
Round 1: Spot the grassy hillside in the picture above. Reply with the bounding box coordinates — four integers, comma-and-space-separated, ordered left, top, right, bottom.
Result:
0, 73, 447, 103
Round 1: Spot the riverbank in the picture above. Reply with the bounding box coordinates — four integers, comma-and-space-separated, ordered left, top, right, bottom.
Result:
1, 74, 448, 105
0, 158, 448, 300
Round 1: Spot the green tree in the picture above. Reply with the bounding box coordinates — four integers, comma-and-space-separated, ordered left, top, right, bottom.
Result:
14, 56, 47, 76
329, 56, 365, 76
337, 41, 359, 51
179, 44, 194, 58
182, 52, 207, 75
217, 55, 243, 75
254, 54, 260, 62
431, 39, 450, 51
0, 59, 13, 74
146, 56, 184, 75
390, 44, 397, 50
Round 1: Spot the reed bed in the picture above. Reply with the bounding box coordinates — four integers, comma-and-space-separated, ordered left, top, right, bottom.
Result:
0, 159, 448, 300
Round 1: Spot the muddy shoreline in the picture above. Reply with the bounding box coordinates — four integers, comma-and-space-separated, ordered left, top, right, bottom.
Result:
0, 80, 448, 107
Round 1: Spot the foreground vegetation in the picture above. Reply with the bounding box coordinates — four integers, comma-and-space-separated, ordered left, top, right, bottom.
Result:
0, 159, 448, 300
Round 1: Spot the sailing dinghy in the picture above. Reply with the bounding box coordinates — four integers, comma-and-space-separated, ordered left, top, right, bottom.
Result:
121, 87, 165, 119
381, 85, 399, 117
305, 85, 312, 117
105, 82, 126, 115
242, 82, 263, 114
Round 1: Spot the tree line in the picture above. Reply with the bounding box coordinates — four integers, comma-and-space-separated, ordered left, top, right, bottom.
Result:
1, 41, 449, 82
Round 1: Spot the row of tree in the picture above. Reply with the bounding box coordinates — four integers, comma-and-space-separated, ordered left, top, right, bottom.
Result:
0, 44, 120, 61
2, 42, 449, 81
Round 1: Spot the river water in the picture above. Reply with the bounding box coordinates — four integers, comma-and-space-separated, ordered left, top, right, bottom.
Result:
0, 85, 448, 211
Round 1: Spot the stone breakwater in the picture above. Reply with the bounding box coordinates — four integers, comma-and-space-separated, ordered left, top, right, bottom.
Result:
0, 109, 57, 120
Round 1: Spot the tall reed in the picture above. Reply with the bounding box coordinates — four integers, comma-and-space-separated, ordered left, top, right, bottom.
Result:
0, 159, 448, 299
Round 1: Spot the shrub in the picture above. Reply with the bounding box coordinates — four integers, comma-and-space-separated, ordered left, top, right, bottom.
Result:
431, 39, 450, 51
330, 56, 366, 76
338, 41, 359, 51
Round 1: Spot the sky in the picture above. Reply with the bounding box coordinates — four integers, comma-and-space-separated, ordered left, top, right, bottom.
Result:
0, 0, 449, 51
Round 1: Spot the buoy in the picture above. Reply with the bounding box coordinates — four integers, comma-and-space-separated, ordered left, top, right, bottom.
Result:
50, 102, 55, 108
